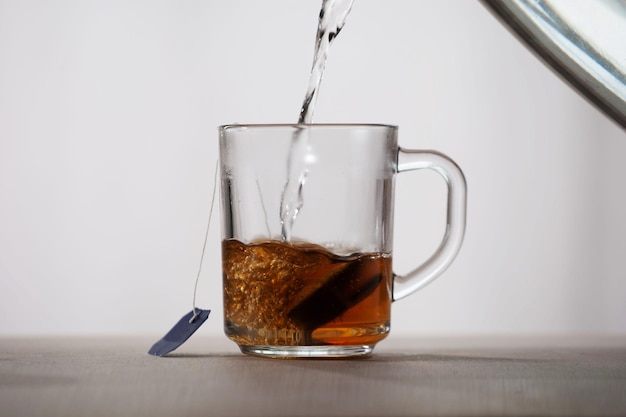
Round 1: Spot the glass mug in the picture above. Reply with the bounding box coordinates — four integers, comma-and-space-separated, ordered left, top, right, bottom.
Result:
219, 124, 466, 358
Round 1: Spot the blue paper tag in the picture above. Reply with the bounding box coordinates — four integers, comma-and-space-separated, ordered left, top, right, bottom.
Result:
148, 309, 211, 356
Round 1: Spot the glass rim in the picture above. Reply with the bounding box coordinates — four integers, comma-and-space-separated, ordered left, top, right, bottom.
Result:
219, 123, 398, 131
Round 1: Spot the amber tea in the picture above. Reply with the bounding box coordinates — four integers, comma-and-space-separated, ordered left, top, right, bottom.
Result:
222, 239, 392, 347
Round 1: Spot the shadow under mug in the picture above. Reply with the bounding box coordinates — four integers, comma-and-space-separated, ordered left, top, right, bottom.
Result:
219, 124, 466, 358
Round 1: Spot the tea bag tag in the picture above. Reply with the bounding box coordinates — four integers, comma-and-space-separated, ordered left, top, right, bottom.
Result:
148, 309, 211, 356
148, 160, 218, 356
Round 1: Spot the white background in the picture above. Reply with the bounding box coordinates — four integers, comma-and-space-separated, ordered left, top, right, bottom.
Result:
1, 0, 624, 338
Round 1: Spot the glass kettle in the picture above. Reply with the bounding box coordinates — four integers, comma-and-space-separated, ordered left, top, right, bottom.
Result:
482, 0, 626, 129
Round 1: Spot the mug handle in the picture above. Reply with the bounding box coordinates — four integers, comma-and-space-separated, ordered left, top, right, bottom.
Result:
393, 148, 467, 301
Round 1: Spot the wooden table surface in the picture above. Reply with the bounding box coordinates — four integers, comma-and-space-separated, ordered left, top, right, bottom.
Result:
1, 335, 625, 417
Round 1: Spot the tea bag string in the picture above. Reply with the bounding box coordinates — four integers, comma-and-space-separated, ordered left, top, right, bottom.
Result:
190, 159, 219, 323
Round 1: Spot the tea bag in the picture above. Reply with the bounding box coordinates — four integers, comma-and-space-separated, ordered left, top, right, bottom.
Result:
288, 259, 382, 338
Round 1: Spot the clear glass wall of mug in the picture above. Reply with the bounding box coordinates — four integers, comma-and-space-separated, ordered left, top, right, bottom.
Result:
219, 124, 466, 358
